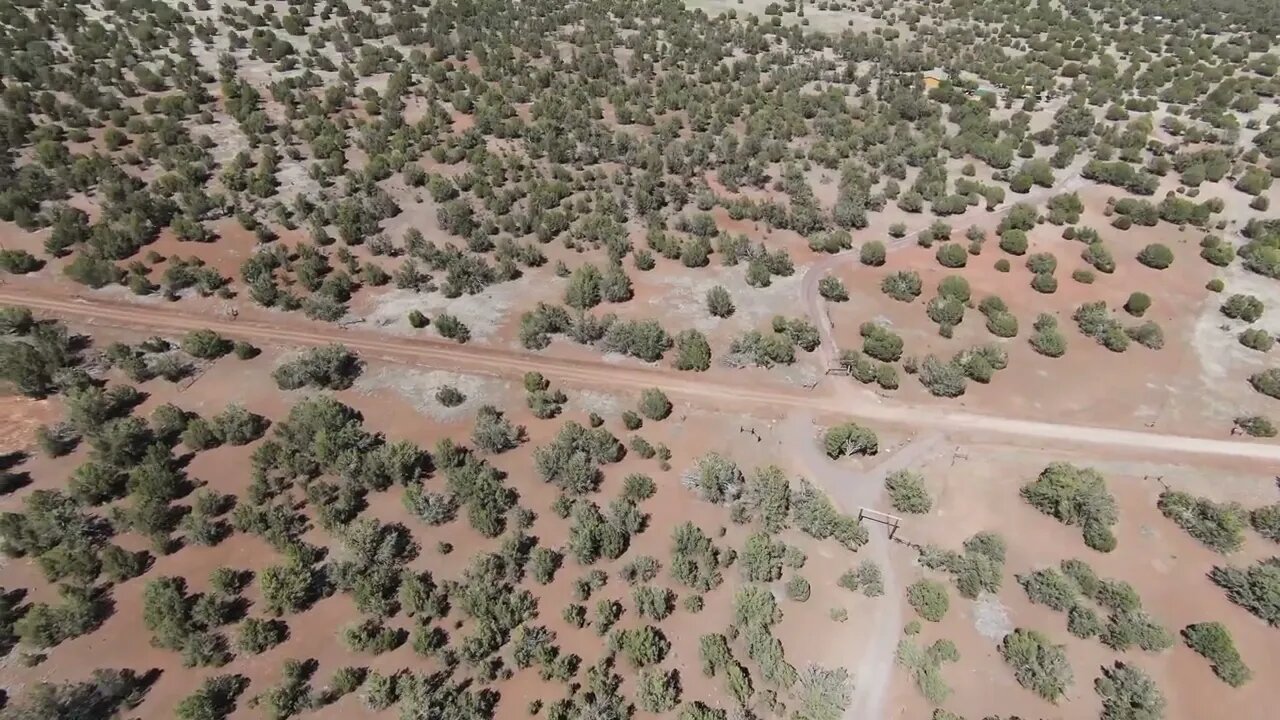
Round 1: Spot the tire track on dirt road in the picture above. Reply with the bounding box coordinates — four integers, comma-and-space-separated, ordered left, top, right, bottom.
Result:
4, 290, 1280, 463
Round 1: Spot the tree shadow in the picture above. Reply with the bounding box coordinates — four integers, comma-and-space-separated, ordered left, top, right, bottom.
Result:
0, 472, 31, 496
0, 451, 28, 472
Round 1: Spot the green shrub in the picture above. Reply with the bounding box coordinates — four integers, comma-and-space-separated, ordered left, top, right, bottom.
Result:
614, 624, 669, 668
238, 618, 288, 654
1124, 292, 1151, 317
896, 637, 959, 704
918, 355, 967, 397
881, 271, 922, 302
986, 311, 1018, 338
1182, 622, 1251, 687
999, 628, 1073, 702
1101, 607, 1173, 652
273, 344, 362, 390
907, 580, 949, 622
1082, 241, 1116, 273
860, 241, 887, 266
877, 363, 899, 391
1067, 604, 1103, 639
1137, 243, 1174, 269
706, 286, 735, 318
1059, 558, 1099, 596
1250, 503, 1280, 542
434, 313, 470, 343
772, 316, 820, 352
212, 404, 269, 446
673, 329, 712, 371
436, 385, 466, 407
1018, 568, 1079, 611
1021, 463, 1118, 552
822, 423, 878, 458
1095, 662, 1165, 720
927, 296, 965, 326
785, 575, 811, 602
1240, 328, 1274, 352
1072, 268, 1095, 284
176, 674, 249, 720
978, 296, 1007, 316
999, 230, 1028, 255
818, 276, 849, 301
1030, 325, 1067, 357
838, 561, 885, 597
0, 249, 42, 274
1221, 294, 1264, 322
1210, 558, 1280, 625
1201, 242, 1235, 267
1157, 490, 1249, 553
1026, 252, 1057, 275
885, 470, 931, 514
181, 330, 231, 360
1249, 368, 1280, 399
860, 323, 904, 362
602, 319, 672, 361
936, 275, 971, 304
935, 532, 1008, 599
1125, 321, 1164, 350
1236, 415, 1276, 438
936, 243, 967, 268
791, 480, 868, 551
1031, 272, 1058, 293
638, 388, 672, 420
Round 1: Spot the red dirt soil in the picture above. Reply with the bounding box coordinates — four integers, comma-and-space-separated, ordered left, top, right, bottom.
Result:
887, 441, 1280, 720
0, 347, 871, 718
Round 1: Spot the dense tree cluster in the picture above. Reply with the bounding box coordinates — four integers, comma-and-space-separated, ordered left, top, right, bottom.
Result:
918, 532, 1008, 600
1021, 462, 1119, 552
4, 0, 1280, 713
1019, 558, 1174, 653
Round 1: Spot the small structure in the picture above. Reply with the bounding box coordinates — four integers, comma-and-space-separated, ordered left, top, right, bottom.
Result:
858, 507, 902, 540
922, 67, 1000, 97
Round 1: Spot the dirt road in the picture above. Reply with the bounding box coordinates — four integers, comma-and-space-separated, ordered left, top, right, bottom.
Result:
3, 289, 1280, 463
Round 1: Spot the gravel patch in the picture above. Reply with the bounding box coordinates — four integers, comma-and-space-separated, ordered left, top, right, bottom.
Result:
199, 115, 251, 168
646, 263, 812, 334
774, 360, 821, 388
93, 284, 166, 305
274, 156, 321, 205
359, 276, 535, 341
576, 389, 625, 417
353, 366, 511, 422
1190, 263, 1279, 418
971, 593, 1013, 642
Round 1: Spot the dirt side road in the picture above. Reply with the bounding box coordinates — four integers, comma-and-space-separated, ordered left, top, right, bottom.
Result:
4, 289, 1280, 464
780, 415, 946, 720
